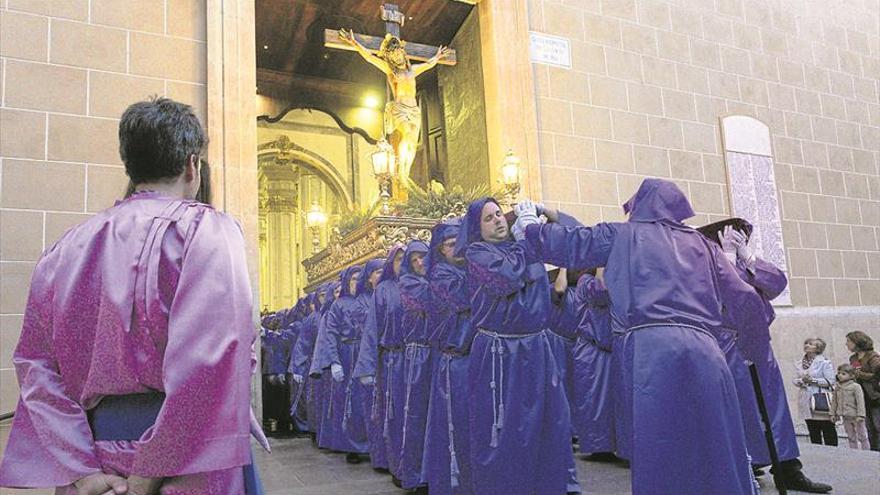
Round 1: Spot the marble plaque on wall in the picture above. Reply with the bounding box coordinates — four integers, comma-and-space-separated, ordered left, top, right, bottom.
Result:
725, 151, 792, 306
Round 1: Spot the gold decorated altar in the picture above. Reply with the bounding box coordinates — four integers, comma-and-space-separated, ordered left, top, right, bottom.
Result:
301, 215, 436, 292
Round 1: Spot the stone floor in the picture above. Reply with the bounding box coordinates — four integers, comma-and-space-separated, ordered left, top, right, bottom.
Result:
0, 436, 875, 494
253, 436, 879, 495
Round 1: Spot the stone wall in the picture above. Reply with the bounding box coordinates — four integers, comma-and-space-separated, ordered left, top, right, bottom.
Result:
528, 0, 878, 307
0, 2, 208, 488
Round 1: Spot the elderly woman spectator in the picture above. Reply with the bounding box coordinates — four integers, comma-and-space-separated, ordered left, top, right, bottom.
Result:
794, 338, 837, 446
846, 331, 880, 451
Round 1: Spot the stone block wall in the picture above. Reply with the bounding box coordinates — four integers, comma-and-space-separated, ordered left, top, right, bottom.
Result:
528, 0, 878, 308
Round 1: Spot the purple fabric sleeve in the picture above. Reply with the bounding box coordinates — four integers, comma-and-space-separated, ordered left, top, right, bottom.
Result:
525, 222, 618, 271
0, 249, 102, 487
130, 210, 252, 477
465, 241, 536, 297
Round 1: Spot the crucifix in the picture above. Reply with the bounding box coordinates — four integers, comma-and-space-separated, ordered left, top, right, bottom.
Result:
324, 4, 457, 197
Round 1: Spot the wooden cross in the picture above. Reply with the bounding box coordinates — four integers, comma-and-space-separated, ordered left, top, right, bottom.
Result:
323, 3, 457, 65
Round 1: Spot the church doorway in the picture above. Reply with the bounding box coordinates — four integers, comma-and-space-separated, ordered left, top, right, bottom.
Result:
254, 0, 492, 310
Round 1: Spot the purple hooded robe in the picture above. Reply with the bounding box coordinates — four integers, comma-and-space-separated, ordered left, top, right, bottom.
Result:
309, 280, 341, 448
282, 301, 308, 432
723, 257, 799, 466
397, 241, 433, 489
571, 274, 617, 455
349, 258, 387, 467
456, 198, 579, 495
352, 246, 406, 475
545, 214, 586, 438
422, 222, 476, 495
0, 192, 254, 493
545, 279, 582, 490
353, 245, 405, 382
289, 294, 319, 432
321, 265, 368, 454
525, 179, 766, 495
368, 250, 408, 479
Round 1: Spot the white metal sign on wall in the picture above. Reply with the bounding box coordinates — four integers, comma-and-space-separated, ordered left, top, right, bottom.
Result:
529, 32, 572, 69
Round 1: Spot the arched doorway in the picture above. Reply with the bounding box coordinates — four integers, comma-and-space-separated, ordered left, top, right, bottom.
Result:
257, 133, 354, 312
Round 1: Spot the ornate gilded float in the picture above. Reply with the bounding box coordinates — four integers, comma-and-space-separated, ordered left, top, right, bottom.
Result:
301, 215, 436, 292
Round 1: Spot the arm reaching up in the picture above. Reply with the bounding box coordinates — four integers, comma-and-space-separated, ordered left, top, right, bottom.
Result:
339, 29, 392, 74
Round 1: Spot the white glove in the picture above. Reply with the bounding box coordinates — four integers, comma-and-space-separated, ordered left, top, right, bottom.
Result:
331, 363, 345, 383
718, 225, 736, 253
278, 374, 287, 385
511, 217, 528, 241
292, 373, 304, 384
718, 226, 737, 264
514, 199, 538, 218
360, 375, 376, 386
730, 229, 754, 264
512, 213, 542, 241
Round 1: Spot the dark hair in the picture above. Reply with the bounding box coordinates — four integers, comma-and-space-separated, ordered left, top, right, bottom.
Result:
837, 363, 854, 375
122, 159, 212, 204
119, 97, 206, 184
846, 331, 874, 352
196, 159, 212, 205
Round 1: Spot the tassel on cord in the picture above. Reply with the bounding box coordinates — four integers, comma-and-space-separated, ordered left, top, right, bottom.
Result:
497, 342, 505, 429
446, 355, 461, 488
384, 362, 393, 440
450, 451, 461, 488
327, 380, 334, 419
497, 403, 506, 429
342, 382, 352, 430
371, 382, 379, 422
489, 339, 499, 448
400, 345, 416, 454
386, 363, 394, 421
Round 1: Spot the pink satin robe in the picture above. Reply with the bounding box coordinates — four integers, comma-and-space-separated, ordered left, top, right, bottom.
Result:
0, 192, 255, 494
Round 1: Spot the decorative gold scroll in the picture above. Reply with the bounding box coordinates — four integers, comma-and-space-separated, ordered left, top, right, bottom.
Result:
301, 215, 436, 292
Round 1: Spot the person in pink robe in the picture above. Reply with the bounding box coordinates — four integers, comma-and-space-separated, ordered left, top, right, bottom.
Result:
0, 97, 261, 495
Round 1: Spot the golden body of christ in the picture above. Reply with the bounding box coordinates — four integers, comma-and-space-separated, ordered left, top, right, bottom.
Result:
339, 29, 451, 184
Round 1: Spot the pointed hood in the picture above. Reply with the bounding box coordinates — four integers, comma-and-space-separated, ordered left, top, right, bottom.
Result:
321, 281, 341, 313
356, 258, 386, 296
426, 219, 461, 274
454, 197, 502, 256
401, 240, 429, 277
380, 243, 406, 283
261, 313, 279, 329
339, 264, 363, 298
304, 292, 317, 314
622, 178, 695, 223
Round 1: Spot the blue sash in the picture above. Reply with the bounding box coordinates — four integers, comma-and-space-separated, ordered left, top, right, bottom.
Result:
88, 393, 264, 494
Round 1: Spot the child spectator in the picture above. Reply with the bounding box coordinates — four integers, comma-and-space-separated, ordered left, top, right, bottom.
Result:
831, 364, 870, 450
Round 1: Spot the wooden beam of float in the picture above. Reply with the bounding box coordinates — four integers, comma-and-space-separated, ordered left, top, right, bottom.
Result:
323, 29, 458, 66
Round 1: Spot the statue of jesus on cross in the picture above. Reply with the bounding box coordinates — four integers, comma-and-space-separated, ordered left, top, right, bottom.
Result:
336, 27, 452, 188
